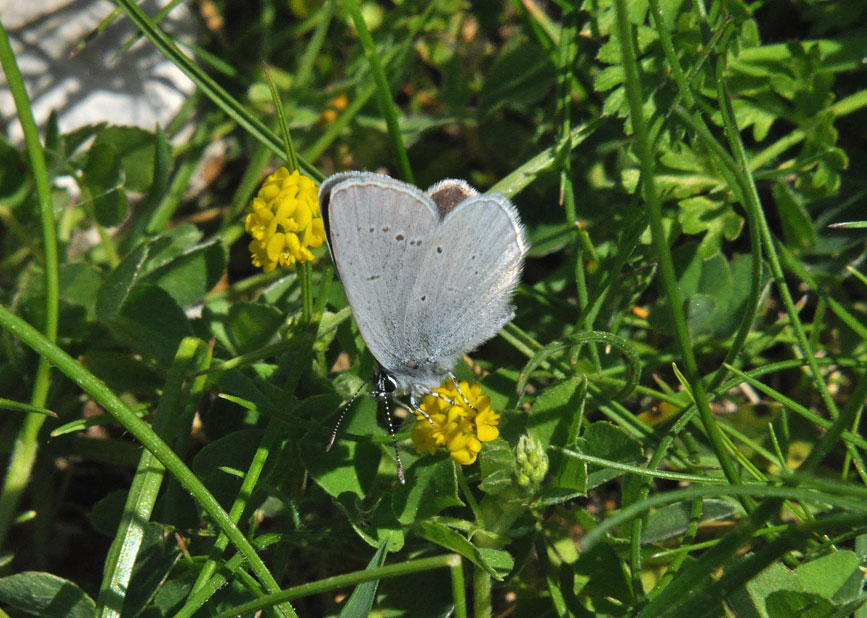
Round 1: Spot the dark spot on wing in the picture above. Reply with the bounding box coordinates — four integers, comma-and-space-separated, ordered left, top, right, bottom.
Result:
382, 226, 390, 232
395, 234, 405, 241
436, 246, 443, 254
368, 274, 381, 280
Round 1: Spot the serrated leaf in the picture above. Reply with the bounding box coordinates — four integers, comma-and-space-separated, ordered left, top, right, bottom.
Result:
731, 97, 777, 141
595, 65, 624, 92
678, 197, 744, 258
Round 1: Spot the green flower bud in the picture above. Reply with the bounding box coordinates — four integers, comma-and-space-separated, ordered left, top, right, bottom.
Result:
514, 434, 548, 486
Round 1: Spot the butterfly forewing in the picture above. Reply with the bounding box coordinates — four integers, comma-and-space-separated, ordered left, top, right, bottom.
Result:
322, 174, 440, 372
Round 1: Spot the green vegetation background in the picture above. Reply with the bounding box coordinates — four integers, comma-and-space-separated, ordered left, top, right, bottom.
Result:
0, 0, 865, 617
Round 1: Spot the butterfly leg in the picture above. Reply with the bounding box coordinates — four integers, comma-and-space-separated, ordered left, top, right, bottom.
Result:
448, 372, 479, 412
410, 392, 438, 428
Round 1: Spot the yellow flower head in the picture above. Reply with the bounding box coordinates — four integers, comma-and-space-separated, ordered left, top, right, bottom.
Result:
245, 167, 324, 272
411, 379, 500, 466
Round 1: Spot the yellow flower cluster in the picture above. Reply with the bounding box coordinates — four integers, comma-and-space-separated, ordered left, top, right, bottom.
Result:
411, 379, 500, 465
246, 167, 325, 272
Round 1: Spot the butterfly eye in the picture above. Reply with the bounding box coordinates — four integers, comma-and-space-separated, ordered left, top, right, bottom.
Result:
382, 374, 398, 393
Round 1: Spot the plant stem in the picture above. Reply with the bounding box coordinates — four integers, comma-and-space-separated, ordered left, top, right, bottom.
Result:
0, 17, 59, 552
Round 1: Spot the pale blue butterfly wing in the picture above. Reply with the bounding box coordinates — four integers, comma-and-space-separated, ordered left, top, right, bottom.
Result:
402, 189, 527, 381
320, 173, 528, 394
320, 173, 439, 382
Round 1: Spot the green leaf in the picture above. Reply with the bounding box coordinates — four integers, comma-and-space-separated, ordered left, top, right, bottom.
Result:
337, 537, 390, 618
581, 422, 644, 490
572, 541, 634, 614
59, 263, 103, 318
299, 397, 381, 498
109, 283, 193, 365
192, 429, 266, 510
765, 590, 836, 618
415, 520, 514, 579
683, 294, 720, 339
0, 571, 95, 618
82, 350, 163, 395
478, 438, 518, 496
678, 196, 744, 258
96, 243, 151, 321
142, 224, 204, 268
773, 182, 819, 252
89, 489, 128, 536
654, 245, 758, 339
731, 97, 777, 141
527, 377, 584, 449
121, 523, 183, 617
527, 378, 586, 482
143, 240, 227, 307
225, 302, 284, 354
796, 550, 862, 602
643, 499, 739, 544
595, 65, 624, 92
83, 141, 127, 226
91, 126, 159, 192
0, 136, 30, 207
392, 457, 462, 524
728, 561, 802, 618
336, 493, 405, 552
480, 37, 554, 116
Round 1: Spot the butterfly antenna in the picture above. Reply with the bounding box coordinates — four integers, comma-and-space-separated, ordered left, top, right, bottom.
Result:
381, 396, 406, 484
326, 378, 370, 451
